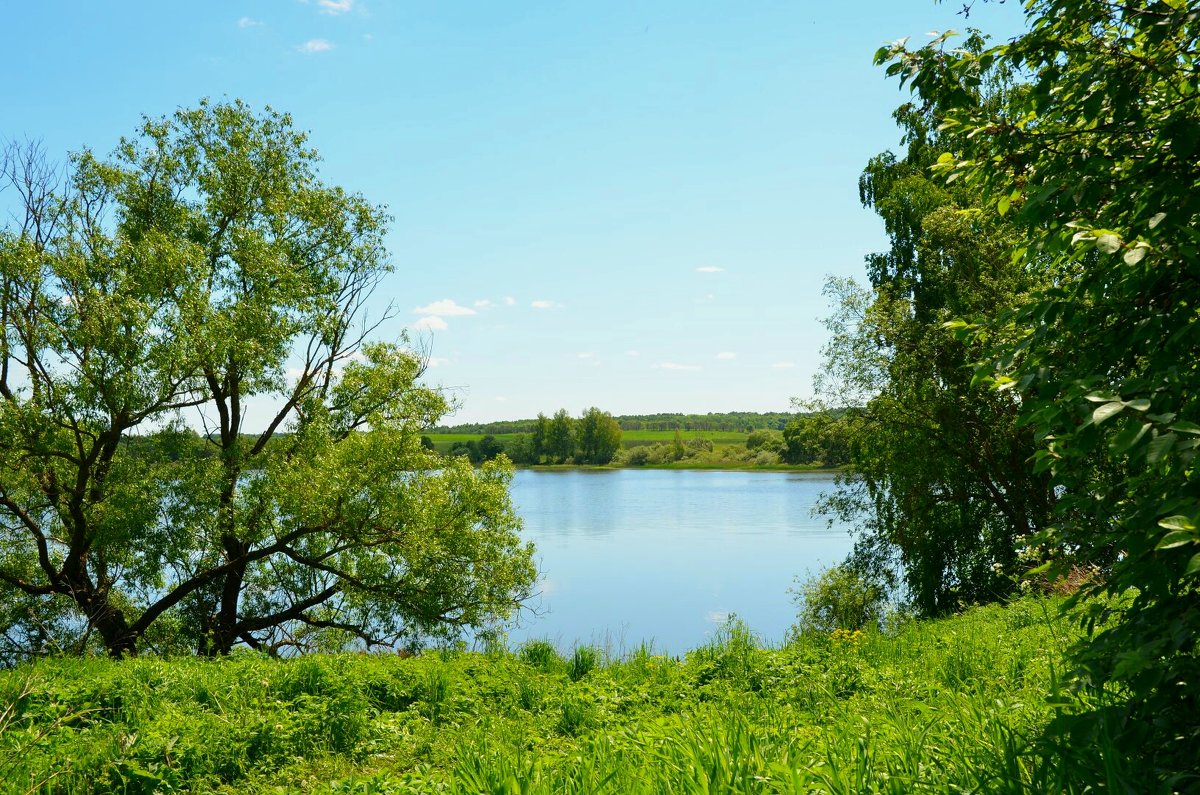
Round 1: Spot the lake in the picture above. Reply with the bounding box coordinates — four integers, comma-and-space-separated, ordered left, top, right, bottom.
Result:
505, 469, 853, 655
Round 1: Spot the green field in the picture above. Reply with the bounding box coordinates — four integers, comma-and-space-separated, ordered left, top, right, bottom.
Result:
1, 597, 1101, 793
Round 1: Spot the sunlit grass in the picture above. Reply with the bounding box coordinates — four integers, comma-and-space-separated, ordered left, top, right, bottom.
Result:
1, 597, 1080, 793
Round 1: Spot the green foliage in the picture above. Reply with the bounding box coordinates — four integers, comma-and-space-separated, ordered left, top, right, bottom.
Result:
744, 429, 783, 453
792, 565, 886, 634
0, 103, 536, 660
780, 413, 851, 467
813, 45, 1055, 616
0, 597, 1087, 792
567, 645, 598, 681
879, 2, 1200, 782
575, 408, 623, 465
545, 410, 576, 464
435, 411, 795, 436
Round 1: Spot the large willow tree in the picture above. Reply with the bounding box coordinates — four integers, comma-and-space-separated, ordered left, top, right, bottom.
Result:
0, 101, 535, 660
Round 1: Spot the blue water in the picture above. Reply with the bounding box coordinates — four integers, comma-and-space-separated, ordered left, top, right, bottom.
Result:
504, 469, 852, 655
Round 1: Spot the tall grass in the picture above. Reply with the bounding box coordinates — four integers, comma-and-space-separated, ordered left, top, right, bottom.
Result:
0, 597, 1096, 793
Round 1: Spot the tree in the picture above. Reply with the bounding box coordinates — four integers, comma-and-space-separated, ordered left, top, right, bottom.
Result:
781, 414, 848, 466
812, 59, 1055, 615
575, 407, 622, 465
545, 409, 575, 464
881, 2, 1200, 780
0, 102, 536, 660
530, 413, 550, 464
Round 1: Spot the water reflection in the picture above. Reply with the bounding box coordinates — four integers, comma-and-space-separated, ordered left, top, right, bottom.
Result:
506, 469, 852, 654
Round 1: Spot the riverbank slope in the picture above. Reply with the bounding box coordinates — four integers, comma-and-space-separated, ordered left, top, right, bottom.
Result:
3, 597, 1094, 793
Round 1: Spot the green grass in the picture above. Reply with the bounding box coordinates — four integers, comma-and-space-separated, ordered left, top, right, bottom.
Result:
0, 598, 1103, 793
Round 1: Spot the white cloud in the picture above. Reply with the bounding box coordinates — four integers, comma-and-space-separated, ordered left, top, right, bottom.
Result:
473, 299, 494, 309
531, 300, 561, 309
298, 39, 333, 53
414, 299, 476, 317
696, 266, 724, 273
318, 0, 354, 14
656, 362, 702, 371
238, 16, 262, 28
504, 296, 516, 306
412, 316, 448, 331
625, 350, 640, 357
425, 356, 450, 368
577, 352, 595, 359
495, 396, 508, 402
771, 361, 796, 369
716, 352, 736, 360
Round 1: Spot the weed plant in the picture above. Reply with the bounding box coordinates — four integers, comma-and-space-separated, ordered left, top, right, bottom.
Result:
0, 597, 1108, 793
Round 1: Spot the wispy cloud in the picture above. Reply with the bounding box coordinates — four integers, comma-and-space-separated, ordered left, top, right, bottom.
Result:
655, 362, 702, 371
425, 356, 450, 368
238, 16, 262, 28
577, 352, 595, 359
625, 350, 641, 357
771, 361, 796, 369
696, 266, 724, 273
414, 299, 476, 317
297, 38, 333, 53
504, 296, 516, 306
531, 299, 561, 310
716, 352, 736, 360
412, 316, 448, 331
318, 0, 354, 14
473, 299, 494, 309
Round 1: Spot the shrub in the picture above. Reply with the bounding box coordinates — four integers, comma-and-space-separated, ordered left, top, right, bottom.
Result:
792, 565, 885, 634
568, 646, 598, 681
519, 640, 560, 673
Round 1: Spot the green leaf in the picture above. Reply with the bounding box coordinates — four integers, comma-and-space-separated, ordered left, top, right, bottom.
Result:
1123, 246, 1147, 265
1186, 554, 1200, 577
1157, 515, 1195, 532
1092, 402, 1125, 424
997, 195, 1011, 216
1148, 212, 1167, 229
1126, 398, 1151, 412
1095, 233, 1122, 254
1146, 432, 1176, 463
1156, 531, 1196, 550
1171, 421, 1200, 436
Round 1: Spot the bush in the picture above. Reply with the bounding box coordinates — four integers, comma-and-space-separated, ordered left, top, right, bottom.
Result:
792, 565, 885, 634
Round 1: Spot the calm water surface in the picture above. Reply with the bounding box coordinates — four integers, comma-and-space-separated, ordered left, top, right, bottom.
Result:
505, 469, 852, 654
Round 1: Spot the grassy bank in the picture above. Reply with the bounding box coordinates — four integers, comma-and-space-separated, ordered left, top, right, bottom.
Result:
2, 598, 1088, 793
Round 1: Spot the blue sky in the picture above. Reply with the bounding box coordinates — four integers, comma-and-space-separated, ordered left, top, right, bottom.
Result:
3, 1, 1025, 425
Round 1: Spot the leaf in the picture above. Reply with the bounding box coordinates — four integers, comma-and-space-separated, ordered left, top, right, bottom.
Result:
1148, 212, 1167, 229
1157, 515, 1195, 532
1095, 233, 1122, 254
1156, 531, 1196, 550
1171, 421, 1200, 436
998, 195, 1011, 216
1085, 393, 1119, 403
1092, 402, 1125, 424
1186, 554, 1200, 577
1146, 432, 1177, 463
1126, 398, 1151, 412
1123, 246, 1147, 265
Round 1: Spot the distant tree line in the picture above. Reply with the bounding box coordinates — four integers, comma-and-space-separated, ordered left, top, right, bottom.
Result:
433, 411, 794, 436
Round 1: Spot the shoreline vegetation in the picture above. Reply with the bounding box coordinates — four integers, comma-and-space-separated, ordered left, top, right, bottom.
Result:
2, 595, 1095, 793
425, 409, 853, 472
